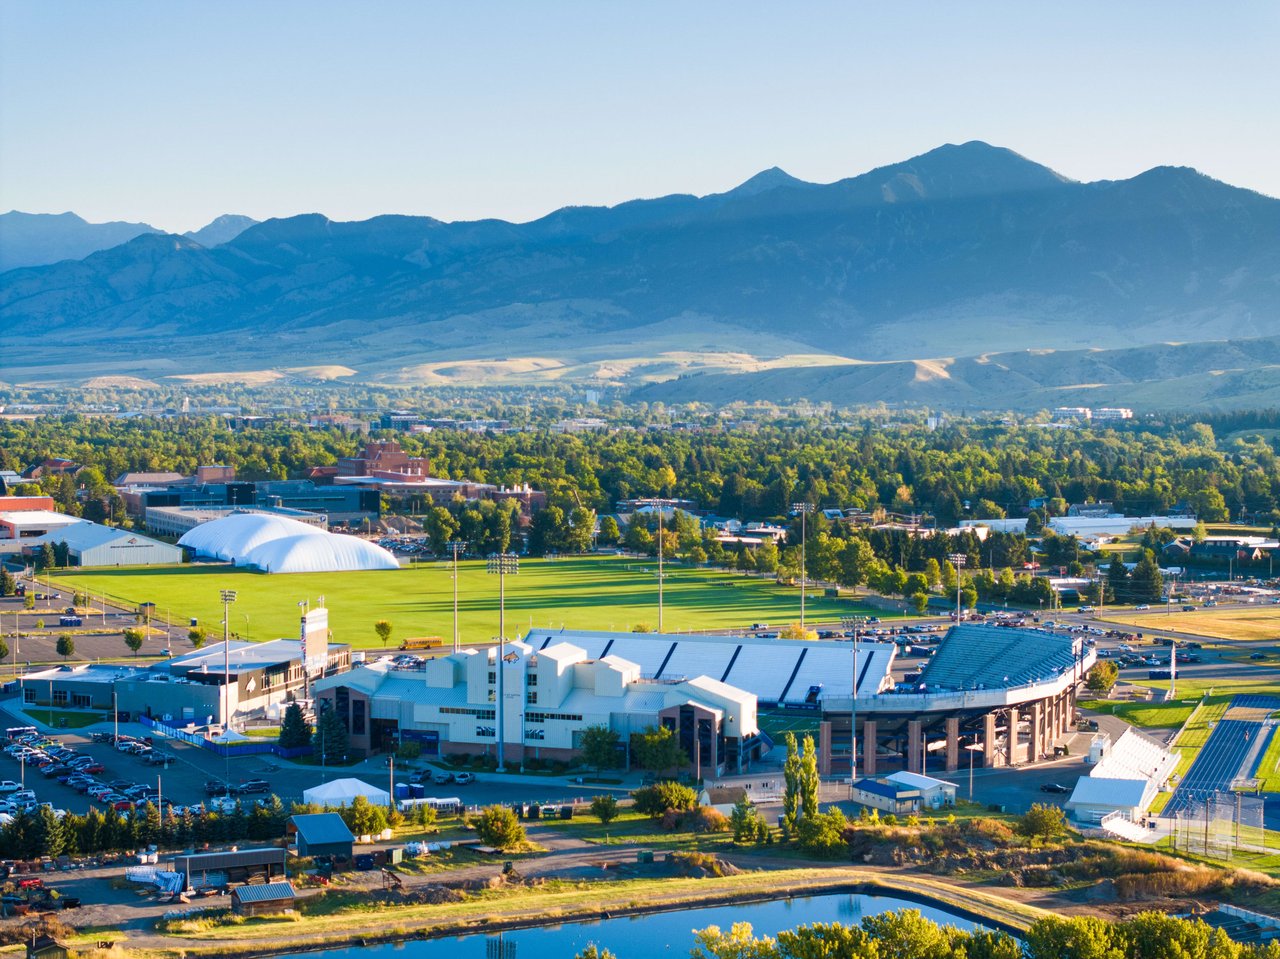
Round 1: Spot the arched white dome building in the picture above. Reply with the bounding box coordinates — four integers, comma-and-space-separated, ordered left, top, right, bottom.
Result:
178, 512, 399, 573
242, 532, 400, 574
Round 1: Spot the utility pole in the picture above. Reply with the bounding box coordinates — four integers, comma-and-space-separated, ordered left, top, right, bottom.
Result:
793, 503, 814, 628
449, 541, 467, 653
487, 553, 518, 772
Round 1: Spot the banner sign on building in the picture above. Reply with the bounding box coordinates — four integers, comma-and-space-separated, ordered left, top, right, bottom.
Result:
301, 606, 329, 675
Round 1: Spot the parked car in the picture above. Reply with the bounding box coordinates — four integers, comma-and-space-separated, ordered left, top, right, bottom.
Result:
0, 781, 21, 794
235, 779, 271, 795
1040, 783, 1071, 794
432, 771, 454, 785
453, 772, 475, 785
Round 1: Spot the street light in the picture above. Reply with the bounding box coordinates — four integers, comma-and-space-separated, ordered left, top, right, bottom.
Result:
487, 553, 518, 772
793, 503, 815, 628
448, 541, 468, 653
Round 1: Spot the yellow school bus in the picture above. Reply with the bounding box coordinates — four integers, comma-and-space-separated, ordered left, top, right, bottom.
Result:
399, 636, 444, 651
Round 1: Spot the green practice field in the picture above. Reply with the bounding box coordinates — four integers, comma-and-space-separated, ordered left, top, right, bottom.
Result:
51, 557, 876, 649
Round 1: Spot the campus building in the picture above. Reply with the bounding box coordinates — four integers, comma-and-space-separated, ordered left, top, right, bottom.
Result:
18, 611, 351, 725
313, 639, 762, 777
532, 625, 1092, 779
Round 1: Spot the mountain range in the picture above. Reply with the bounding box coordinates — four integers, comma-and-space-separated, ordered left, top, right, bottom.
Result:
0, 211, 259, 272
1, 141, 1278, 408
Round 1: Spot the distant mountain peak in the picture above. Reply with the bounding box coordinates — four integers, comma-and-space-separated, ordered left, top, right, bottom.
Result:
183, 214, 259, 247
719, 166, 814, 198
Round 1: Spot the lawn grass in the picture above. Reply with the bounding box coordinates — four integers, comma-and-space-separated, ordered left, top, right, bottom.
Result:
23, 708, 105, 729
1078, 698, 1196, 730
51, 557, 877, 648
1101, 607, 1280, 642
1255, 722, 1280, 793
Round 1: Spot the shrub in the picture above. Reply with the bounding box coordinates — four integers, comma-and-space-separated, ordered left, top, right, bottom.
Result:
590, 794, 620, 825
632, 781, 697, 817
689, 806, 729, 833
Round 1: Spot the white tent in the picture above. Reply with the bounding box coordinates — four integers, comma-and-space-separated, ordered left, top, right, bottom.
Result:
302, 777, 390, 808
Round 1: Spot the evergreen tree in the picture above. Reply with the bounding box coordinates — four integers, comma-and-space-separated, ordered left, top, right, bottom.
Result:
278, 701, 313, 749
1106, 559, 1129, 604
316, 704, 348, 765
1129, 552, 1164, 603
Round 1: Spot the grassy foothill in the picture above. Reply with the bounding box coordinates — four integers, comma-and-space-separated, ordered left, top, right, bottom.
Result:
51, 557, 879, 648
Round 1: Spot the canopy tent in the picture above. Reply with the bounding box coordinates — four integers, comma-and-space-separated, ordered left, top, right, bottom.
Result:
302, 777, 390, 808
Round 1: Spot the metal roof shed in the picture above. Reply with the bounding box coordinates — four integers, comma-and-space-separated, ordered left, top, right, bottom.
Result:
171, 847, 288, 892
291, 812, 355, 858
232, 881, 297, 916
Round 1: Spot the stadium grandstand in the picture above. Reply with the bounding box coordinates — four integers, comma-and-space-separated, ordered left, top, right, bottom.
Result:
532, 625, 1093, 779
1067, 727, 1177, 829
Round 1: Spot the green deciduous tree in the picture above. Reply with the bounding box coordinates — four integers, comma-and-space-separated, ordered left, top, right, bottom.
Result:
1086, 660, 1120, 693
56, 633, 75, 661
782, 732, 801, 835
123, 627, 145, 657
1017, 802, 1067, 845
374, 619, 393, 648
472, 804, 526, 849
579, 724, 621, 774
589, 793, 620, 825
630, 725, 687, 775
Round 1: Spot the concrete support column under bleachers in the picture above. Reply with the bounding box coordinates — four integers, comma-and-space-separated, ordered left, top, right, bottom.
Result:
862, 720, 877, 777
945, 716, 960, 772
907, 720, 923, 774
818, 721, 832, 777
983, 712, 997, 767
1004, 709, 1017, 766
1031, 701, 1044, 761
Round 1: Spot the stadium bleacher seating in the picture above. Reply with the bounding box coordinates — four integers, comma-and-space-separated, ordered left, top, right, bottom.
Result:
918, 624, 1079, 691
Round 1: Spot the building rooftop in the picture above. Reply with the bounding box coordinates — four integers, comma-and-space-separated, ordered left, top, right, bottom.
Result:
232, 881, 296, 903
884, 770, 958, 791
291, 811, 355, 845
522, 629, 896, 705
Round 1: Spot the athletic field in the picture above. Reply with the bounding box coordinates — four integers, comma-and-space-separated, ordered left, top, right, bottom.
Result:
51, 557, 874, 649
1101, 607, 1280, 642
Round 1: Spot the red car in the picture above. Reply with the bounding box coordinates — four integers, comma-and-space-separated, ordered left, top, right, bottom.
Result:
17, 877, 43, 890
78, 763, 104, 774
111, 799, 134, 812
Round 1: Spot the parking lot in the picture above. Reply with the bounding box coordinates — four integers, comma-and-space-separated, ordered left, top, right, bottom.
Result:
0, 698, 623, 820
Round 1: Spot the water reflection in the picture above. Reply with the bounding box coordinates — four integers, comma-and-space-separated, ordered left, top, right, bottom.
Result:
277, 892, 982, 959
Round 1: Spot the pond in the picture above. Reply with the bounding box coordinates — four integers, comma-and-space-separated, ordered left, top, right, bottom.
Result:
280, 891, 990, 959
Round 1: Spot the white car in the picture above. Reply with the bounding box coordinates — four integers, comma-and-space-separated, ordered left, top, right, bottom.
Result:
0, 781, 21, 793
1134, 604, 1150, 610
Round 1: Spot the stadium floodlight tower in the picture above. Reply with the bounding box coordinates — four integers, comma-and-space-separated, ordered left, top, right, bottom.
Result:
792, 503, 815, 628
948, 553, 967, 623
448, 540, 468, 653
219, 588, 237, 790
486, 552, 518, 772
634, 497, 681, 632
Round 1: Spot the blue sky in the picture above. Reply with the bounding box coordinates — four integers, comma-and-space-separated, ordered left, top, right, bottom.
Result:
2, 1, 1276, 233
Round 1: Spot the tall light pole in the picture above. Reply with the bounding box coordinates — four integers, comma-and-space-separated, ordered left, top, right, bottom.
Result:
486, 553, 518, 772
949, 553, 967, 623
449, 541, 468, 653
635, 498, 678, 632
793, 503, 814, 629
219, 588, 237, 789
